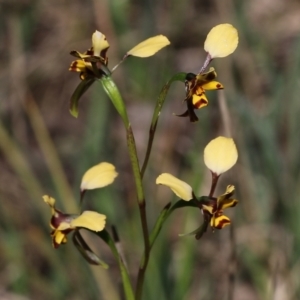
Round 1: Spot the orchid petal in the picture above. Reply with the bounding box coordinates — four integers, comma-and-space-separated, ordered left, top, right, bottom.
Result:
92, 30, 109, 57
127, 35, 170, 58
204, 24, 238, 58
156, 173, 193, 201
81, 162, 118, 191
71, 211, 106, 232
204, 136, 238, 175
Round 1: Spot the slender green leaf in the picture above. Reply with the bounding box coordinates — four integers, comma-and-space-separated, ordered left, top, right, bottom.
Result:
73, 231, 109, 268
70, 79, 95, 118
99, 76, 129, 127
149, 199, 198, 248
96, 229, 135, 300
141, 72, 187, 177
150, 72, 186, 129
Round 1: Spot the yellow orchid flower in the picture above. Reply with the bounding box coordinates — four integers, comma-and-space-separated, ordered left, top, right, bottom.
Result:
176, 68, 224, 122
156, 173, 238, 236
69, 31, 170, 79
69, 30, 110, 80
201, 185, 238, 229
43, 195, 106, 248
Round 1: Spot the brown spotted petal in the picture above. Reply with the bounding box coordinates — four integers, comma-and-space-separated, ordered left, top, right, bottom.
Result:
210, 185, 238, 230
216, 185, 238, 211
199, 186, 238, 230
191, 86, 208, 109
210, 213, 231, 229
49, 213, 77, 248
69, 60, 92, 73
51, 229, 68, 248
50, 212, 75, 231
70, 50, 93, 60
69, 58, 95, 81
70, 49, 108, 65
202, 81, 224, 91
176, 68, 224, 122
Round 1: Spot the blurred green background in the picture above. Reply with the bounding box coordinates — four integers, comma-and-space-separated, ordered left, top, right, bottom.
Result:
1, 0, 300, 299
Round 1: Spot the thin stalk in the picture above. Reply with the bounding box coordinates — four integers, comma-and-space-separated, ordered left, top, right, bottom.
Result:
97, 230, 135, 300
126, 126, 145, 205
136, 73, 187, 298
149, 200, 197, 247
141, 122, 157, 178
141, 73, 187, 178
208, 172, 219, 197
199, 53, 212, 74
111, 54, 129, 73
136, 200, 198, 297
127, 126, 150, 300
100, 75, 150, 299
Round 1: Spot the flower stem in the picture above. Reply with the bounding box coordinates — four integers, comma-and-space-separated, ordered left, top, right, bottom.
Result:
97, 230, 135, 300
209, 172, 219, 197
199, 53, 212, 74
111, 54, 129, 73
127, 126, 150, 300
136, 73, 187, 298
141, 73, 187, 178
101, 76, 150, 299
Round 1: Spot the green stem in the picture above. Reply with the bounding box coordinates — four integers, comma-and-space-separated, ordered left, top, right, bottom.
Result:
209, 172, 220, 197
136, 199, 200, 298
127, 125, 150, 300
97, 230, 135, 300
126, 126, 145, 205
141, 73, 187, 178
136, 199, 199, 297
100, 75, 150, 299
149, 200, 198, 248
126, 127, 151, 294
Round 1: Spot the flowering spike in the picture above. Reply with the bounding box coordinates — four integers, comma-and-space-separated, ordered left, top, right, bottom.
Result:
43, 195, 107, 248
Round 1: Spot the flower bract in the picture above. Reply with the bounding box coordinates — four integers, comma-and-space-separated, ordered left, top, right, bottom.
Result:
176, 68, 224, 122
204, 136, 238, 175
43, 195, 106, 248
